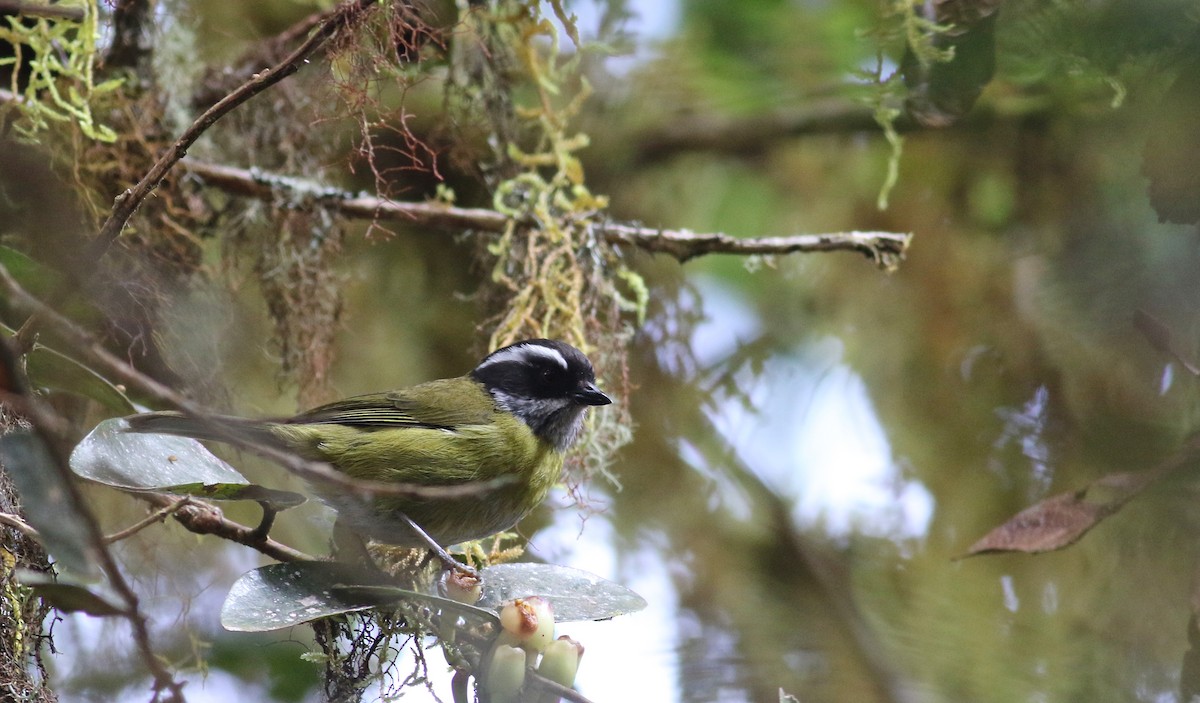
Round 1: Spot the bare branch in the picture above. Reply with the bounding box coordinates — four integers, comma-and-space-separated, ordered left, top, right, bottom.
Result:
86, 489, 311, 562
634, 99, 889, 164
601, 223, 912, 268
181, 159, 912, 267
140, 493, 313, 562
0, 88, 913, 268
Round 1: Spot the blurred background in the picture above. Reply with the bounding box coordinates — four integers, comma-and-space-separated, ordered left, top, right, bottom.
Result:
6, 0, 1200, 701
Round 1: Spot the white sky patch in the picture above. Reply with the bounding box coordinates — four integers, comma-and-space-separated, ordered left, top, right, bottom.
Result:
693, 281, 934, 542
791, 357, 934, 539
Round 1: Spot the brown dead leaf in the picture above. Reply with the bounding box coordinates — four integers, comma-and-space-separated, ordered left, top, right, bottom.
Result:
961, 469, 1165, 557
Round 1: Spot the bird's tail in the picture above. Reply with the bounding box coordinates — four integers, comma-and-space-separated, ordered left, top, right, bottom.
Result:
124, 411, 282, 448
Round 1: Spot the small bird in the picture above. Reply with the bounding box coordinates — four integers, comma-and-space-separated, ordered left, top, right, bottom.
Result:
124, 339, 612, 547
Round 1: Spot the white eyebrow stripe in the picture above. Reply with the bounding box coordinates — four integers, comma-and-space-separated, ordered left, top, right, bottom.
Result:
478, 343, 568, 370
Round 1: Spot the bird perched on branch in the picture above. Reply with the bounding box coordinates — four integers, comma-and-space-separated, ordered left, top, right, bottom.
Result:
125, 339, 612, 548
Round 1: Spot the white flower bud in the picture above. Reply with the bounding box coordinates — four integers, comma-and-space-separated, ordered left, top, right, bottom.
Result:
536, 635, 584, 691
483, 644, 526, 703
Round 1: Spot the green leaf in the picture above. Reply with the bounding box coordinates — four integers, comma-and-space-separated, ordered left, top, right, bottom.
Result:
0, 246, 62, 300
70, 418, 306, 511
0, 322, 135, 414
0, 431, 102, 580
221, 562, 499, 632
26, 343, 135, 414
475, 563, 647, 622
17, 569, 124, 616
122, 482, 307, 509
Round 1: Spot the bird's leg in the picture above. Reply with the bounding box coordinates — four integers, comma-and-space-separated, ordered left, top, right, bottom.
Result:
331, 519, 384, 573
397, 512, 479, 579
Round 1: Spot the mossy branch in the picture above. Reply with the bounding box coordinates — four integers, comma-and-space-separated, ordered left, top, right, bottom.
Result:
181, 159, 912, 269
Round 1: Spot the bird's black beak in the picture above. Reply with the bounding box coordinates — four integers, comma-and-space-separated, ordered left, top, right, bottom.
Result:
574, 382, 612, 406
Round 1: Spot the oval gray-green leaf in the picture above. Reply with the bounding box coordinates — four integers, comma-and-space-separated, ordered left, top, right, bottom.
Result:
476, 563, 647, 622
0, 246, 61, 299
0, 321, 133, 415
70, 418, 305, 510
221, 562, 500, 632
0, 431, 102, 581
330, 583, 499, 625
221, 562, 387, 632
17, 569, 124, 616
26, 342, 136, 415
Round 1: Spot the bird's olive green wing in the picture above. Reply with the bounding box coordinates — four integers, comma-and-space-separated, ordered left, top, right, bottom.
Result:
287, 378, 496, 430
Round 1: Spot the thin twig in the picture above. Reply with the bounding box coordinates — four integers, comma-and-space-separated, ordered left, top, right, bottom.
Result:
180, 159, 913, 267
398, 512, 476, 578
87, 0, 380, 264
0, 510, 38, 538
101, 493, 311, 561
526, 670, 596, 703
182, 159, 509, 232
103, 497, 192, 544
